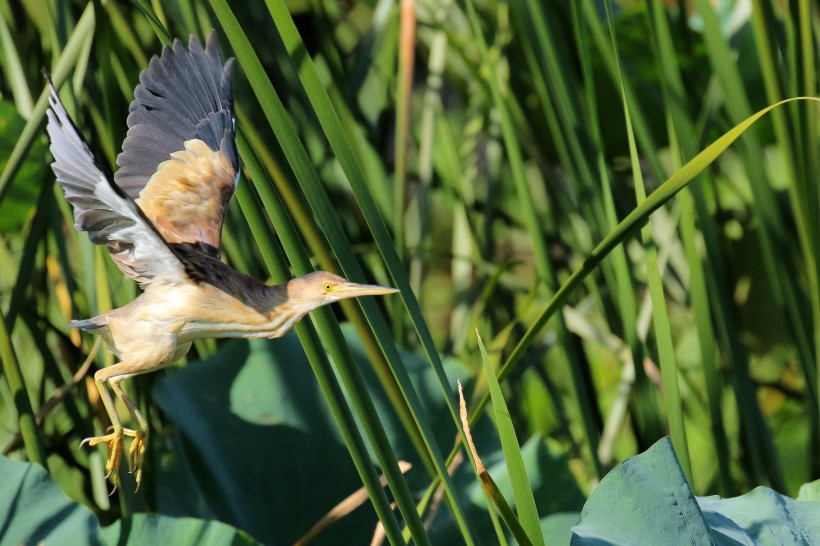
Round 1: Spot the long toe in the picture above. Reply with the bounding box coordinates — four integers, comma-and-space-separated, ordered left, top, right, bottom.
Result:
80, 429, 124, 487
128, 432, 148, 492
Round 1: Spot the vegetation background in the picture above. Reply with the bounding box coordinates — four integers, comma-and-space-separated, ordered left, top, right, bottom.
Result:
0, 0, 817, 544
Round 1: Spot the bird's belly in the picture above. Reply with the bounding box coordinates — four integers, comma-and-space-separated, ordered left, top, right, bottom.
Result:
105, 315, 185, 367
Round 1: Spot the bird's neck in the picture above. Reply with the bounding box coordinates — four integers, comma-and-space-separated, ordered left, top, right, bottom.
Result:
259, 282, 289, 312
235, 277, 293, 319
193, 261, 286, 317
256, 282, 312, 337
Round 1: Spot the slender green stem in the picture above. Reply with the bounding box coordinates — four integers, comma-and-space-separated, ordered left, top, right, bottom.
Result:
393, 0, 415, 296
465, 97, 819, 471
233, 143, 408, 545
210, 2, 434, 541
0, 3, 94, 201
130, 0, 172, 44
0, 305, 47, 467
647, 0, 733, 492
260, 2, 476, 540
601, 0, 691, 482
465, 0, 603, 478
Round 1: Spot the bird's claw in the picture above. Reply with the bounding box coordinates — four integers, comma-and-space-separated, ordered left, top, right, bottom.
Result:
127, 430, 148, 491
81, 428, 124, 483
81, 427, 145, 491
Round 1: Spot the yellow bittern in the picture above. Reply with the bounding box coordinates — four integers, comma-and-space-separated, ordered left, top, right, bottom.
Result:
45, 34, 397, 489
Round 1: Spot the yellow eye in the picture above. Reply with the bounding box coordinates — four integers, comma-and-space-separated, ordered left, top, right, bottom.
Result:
323, 283, 333, 292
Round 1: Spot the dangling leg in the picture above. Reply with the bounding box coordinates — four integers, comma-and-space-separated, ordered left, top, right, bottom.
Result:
80, 330, 181, 489
81, 365, 136, 491
109, 377, 148, 489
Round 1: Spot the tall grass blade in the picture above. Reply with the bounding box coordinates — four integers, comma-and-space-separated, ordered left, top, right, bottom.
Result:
477, 332, 545, 546
207, 2, 437, 542
570, 0, 663, 450
0, 3, 94, 201
458, 379, 526, 546
235, 124, 409, 546
646, 0, 733, 493
0, 305, 47, 467
258, 1, 477, 539
465, 0, 603, 478
601, 0, 691, 482
470, 97, 820, 438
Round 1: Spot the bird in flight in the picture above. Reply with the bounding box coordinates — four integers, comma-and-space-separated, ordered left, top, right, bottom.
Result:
45, 33, 398, 490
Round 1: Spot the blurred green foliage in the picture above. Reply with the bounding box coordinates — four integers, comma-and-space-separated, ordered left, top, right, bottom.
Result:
0, 0, 817, 543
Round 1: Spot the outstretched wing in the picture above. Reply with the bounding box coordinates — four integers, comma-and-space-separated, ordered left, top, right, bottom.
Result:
46, 83, 185, 285
115, 33, 238, 255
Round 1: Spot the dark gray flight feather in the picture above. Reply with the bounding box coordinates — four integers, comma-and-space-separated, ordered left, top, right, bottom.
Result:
115, 33, 238, 200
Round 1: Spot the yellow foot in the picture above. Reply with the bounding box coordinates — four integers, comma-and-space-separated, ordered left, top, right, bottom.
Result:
81, 427, 143, 492
128, 430, 148, 491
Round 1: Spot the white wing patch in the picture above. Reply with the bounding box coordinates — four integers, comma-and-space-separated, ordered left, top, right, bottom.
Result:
46, 85, 185, 285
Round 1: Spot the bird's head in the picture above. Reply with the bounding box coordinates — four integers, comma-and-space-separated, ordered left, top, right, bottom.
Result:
285, 271, 399, 314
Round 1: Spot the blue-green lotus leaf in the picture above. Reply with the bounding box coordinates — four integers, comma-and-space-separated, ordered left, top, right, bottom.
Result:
571, 438, 820, 545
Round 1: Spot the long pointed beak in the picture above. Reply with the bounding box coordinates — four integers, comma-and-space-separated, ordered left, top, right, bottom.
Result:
337, 282, 400, 298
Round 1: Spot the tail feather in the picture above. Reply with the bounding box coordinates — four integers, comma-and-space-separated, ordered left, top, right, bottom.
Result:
70, 318, 105, 331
